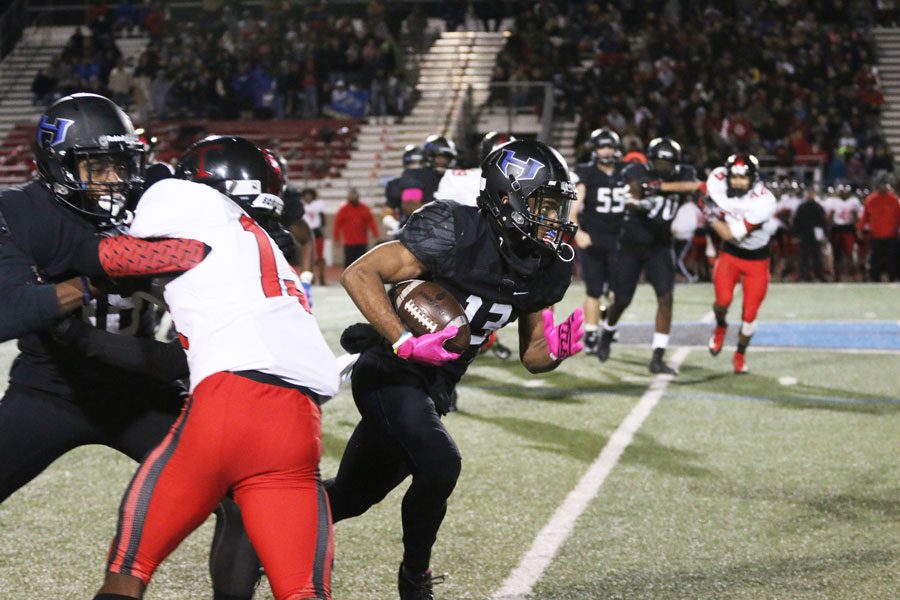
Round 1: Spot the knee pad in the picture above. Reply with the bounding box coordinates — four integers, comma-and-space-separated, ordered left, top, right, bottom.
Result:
740, 320, 757, 337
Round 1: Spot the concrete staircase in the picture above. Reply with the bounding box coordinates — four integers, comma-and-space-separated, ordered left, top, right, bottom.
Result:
312, 30, 507, 212
873, 27, 900, 166
0, 27, 148, 140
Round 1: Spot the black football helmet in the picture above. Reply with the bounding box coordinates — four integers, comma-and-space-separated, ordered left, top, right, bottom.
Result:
177, 136, 284, 218
422, 135, 457, 169
402, 144, 424, 167
34, 93, 145, 228
479, 131, 515, 162
588, 128, 622, 166
478, 140, 577, 265
725, 154, 759, 197
646, 137, 682, 178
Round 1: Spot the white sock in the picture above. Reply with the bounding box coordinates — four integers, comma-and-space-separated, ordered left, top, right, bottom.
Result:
601, 320, 617, 332
585, 324, 598, 332
651, 332, 669, 350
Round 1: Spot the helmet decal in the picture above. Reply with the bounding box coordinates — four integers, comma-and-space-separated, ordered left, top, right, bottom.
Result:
36, 116, 75, 147
497, 149, 545, 181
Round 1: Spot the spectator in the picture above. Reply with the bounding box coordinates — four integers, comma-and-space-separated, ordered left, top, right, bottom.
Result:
794, 188, 828, 282
107, 59, 133, 109
333, 188, 379, 268
31, 69, 57, 107
858, 176, 900, 281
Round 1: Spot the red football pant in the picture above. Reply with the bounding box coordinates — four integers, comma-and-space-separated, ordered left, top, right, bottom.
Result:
713, 252, 770, 323
107, 371, 332, 600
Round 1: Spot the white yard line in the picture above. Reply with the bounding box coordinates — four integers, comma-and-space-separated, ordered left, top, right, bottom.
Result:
699, 310, 715, 324
491, 346, 691, 600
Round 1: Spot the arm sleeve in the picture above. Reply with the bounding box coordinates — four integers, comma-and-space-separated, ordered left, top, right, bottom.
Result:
398, 200, 457, 276
51, 317, 189, 382
97, 235, 210, 277
0, 241, 63, 341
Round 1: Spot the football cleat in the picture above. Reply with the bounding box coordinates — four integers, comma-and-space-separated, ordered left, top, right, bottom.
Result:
398, 564, 447, 600
584, 330, 599, 355
734, 352, 749, 374
596, 330, 615, 362
491, 340, 512, 360
708, 325, 727, 356
649, 349, 678, 375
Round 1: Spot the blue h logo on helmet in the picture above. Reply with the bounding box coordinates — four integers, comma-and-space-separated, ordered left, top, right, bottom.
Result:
497, 149, 545, 181
37, 115, 75, 147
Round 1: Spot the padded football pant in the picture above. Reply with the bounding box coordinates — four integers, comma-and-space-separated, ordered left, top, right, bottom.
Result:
611, 242, 676, 308
106, 372, 332, 600
713, 252, 770, 323
326, 354, 462, 574
0, 381, 262, 600
579, 233, 618, 298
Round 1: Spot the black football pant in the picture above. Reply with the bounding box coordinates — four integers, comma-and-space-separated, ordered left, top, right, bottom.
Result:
579, 233, 618, 298
0, 382, 261, 600
325, 358, 462, 574
612, 242, 676, 308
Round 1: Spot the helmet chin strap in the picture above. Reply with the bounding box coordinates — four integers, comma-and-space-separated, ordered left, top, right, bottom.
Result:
557, 242, 575, 262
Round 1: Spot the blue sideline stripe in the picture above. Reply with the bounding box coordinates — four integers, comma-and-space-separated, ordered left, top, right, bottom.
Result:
753, 321, 900, 350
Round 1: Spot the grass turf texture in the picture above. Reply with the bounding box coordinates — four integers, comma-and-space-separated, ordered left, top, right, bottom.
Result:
0, 283, 897, 599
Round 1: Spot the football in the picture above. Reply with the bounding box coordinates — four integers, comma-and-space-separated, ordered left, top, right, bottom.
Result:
389, 280, 471, 353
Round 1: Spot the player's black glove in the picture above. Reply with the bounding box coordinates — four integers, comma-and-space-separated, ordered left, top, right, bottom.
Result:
700, 196, 725, 221
340, 322, 382, 354
641, 179, 662, 196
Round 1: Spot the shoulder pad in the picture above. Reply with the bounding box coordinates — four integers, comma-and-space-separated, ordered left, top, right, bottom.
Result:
399, 200, 458, 275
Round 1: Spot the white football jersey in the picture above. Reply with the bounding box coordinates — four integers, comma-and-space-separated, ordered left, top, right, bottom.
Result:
706, 167, 777, 251
303, 198, 326, 230
434, 168, 480, 206
822, 195, 862, 226
130, 179, 340, 397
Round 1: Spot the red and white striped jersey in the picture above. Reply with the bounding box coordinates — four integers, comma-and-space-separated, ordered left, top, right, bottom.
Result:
129, 178, 339, 397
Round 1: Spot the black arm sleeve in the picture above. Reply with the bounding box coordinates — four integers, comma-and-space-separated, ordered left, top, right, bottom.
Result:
0, 241, 62, 342
50, 317, 189, 382
398, 200, 458, 276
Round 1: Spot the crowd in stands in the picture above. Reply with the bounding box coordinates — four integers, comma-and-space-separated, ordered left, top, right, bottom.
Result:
33, 0, 420, 123
491, 0, 890, 186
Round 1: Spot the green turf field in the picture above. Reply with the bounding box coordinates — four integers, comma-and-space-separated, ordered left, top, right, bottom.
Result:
0, 283, 897, 599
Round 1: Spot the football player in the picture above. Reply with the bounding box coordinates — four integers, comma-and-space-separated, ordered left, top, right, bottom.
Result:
327, 140, 584, 599
384, 144, 424, 238
0, 94, 262, 600
822, 183, 863, 281
572, 128, 628, 354
85, 136, 339, 600
596, 137, 701, 374
704, 155, 779, 374
393, 135, 457, 222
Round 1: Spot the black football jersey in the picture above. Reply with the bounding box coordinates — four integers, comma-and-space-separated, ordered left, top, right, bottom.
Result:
385, 166, 443, 213
0, 181, 163, 397
368, 200, 573, 411
621, 162, 697, 246
574, 161, 629, 236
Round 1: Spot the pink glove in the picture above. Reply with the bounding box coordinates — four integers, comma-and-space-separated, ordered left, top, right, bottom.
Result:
393, 326, 461, 366
542, 308, 585, 361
